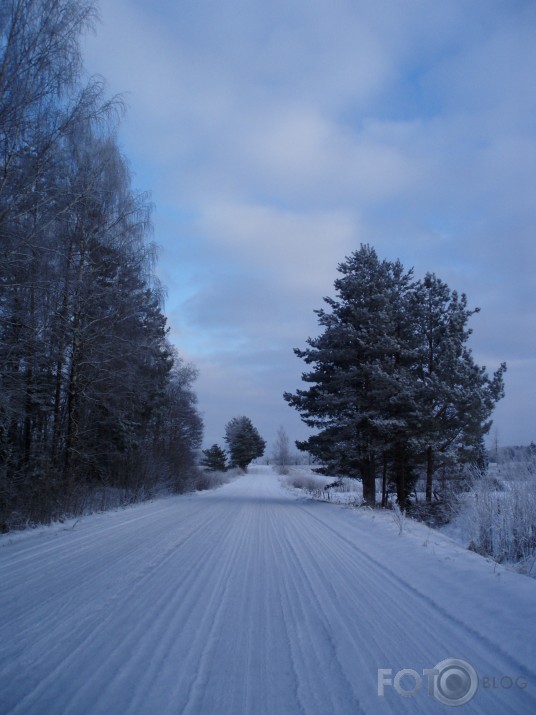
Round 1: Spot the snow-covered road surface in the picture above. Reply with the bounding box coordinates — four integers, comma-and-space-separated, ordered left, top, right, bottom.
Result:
1, 466, 535, 714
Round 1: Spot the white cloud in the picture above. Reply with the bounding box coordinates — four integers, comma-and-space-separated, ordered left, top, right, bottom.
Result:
198, 201, 358, 291
83, 0, 536, 446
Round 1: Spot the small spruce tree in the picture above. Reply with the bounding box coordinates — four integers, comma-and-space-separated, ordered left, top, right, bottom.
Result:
200, 444, 227, 472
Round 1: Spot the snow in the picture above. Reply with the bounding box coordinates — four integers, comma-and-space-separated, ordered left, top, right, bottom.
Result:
1, 465, 535, 714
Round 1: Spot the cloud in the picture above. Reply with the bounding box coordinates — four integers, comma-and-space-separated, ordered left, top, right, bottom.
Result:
197, 202, 358, 290
83, 0, 536, 447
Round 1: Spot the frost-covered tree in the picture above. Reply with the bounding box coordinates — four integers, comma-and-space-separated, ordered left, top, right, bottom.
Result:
150, 356, 203, 491
273, 426, 291, 474
285, 245, 506, 509
412, 274, 506, 502
201, 445, 227, 472
224, 416, 266, 472
284, 245, 415, 505
0, 0, 204, 527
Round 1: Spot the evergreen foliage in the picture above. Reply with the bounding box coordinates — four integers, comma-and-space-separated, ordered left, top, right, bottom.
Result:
201, 445, 228, 472
284, 245, 506, 508
224, 417, 266, 471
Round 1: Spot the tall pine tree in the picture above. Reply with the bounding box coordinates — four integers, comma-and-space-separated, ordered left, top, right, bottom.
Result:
285, 245, 506, 508
412, 274, 506, 502
284, 245, 415, 504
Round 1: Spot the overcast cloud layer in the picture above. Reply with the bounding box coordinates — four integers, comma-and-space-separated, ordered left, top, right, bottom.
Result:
83, 0, 536, 450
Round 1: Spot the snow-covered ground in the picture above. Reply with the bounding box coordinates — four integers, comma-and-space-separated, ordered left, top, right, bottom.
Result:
1, 465, 535, 714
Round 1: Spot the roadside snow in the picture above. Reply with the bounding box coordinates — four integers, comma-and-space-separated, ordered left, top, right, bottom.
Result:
1, 466, 535, 714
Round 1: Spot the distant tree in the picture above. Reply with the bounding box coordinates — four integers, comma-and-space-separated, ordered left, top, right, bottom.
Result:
201, 445, 227, 472
273, 426, 291, 475
224, 416, 266, 472
153, 357, 203, 491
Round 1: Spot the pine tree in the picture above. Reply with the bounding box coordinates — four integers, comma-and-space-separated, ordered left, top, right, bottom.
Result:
412, 274, 506, 502
224, 416, 266, 472
285, 245, 506, 509
284, 245, 414, 505
201, 445, 228, 472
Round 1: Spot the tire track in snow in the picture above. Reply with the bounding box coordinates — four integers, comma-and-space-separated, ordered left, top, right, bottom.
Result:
179, 506, 259, 715
298, 503, 536, 682
1, 499, 217, 645
175, 500, 304, 715
4, 502, 229, 715
284, 500, 536, 714
0, 499, 191, 573
97, 503, 239, 715
269, 506, 367, 715
0, 498, 215, 644
1, 468, 535, 715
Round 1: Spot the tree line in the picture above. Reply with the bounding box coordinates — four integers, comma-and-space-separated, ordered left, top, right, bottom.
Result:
0, 0, 202, 529
285, 245, 506, 509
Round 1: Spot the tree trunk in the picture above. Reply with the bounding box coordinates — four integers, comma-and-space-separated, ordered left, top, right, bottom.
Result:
361, 454, 376, 506
425, 445, 434, 503
63, 237, 85, 489
395, 443, 407, 509
22, 252, 37, 467
51, 240, 73, 466
64, 330, 79, 489
381, 457, 388, 507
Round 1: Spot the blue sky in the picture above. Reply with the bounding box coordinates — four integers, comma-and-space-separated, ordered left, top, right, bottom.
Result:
83, 0, 536, 450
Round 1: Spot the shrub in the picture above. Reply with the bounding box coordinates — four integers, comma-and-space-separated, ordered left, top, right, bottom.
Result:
457, 456, 536, 564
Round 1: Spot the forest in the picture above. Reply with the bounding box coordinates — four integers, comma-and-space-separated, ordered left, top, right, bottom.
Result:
0, 0, 203, 530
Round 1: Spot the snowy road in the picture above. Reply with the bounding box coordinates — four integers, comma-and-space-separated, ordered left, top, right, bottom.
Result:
1, 466, 535, 714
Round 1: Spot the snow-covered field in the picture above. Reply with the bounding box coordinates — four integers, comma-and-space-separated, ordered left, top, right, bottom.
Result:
1, 465, 535, 714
